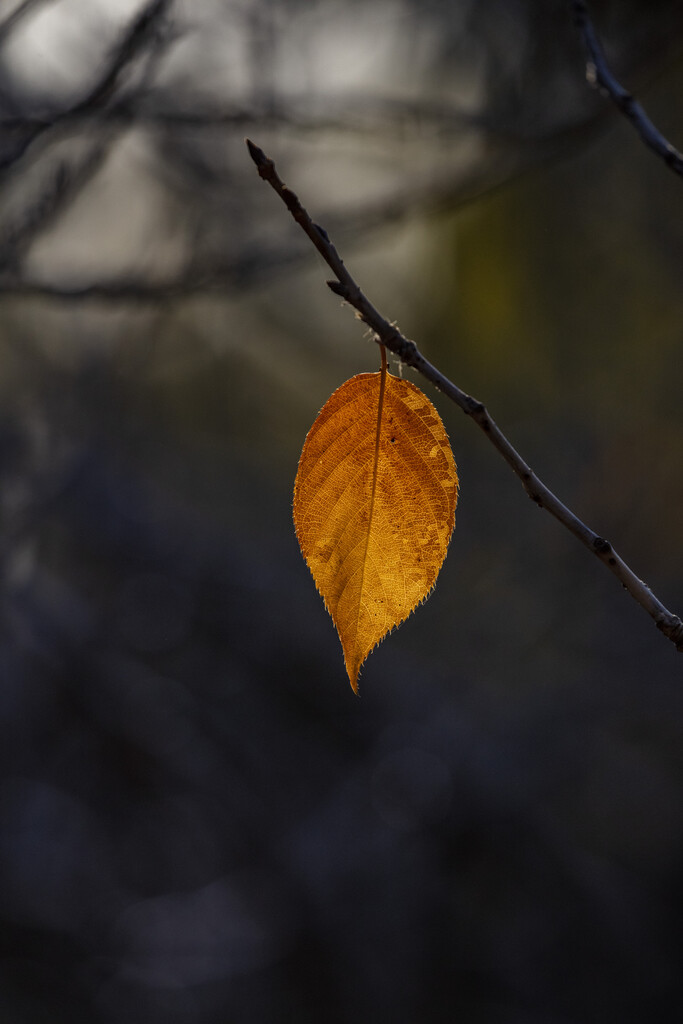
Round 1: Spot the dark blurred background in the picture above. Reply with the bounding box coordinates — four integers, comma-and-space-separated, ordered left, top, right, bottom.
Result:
1, 1, 683, 1021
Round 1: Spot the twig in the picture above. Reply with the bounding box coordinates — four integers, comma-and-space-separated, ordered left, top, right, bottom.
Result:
570, 0, 683, 178
246, 138, 683, 654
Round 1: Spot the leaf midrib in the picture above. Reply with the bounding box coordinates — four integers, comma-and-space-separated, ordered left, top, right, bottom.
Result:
350, 347, 388, 686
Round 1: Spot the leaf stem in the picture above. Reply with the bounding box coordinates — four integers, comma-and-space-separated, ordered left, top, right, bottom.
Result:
246, 138, 683, 654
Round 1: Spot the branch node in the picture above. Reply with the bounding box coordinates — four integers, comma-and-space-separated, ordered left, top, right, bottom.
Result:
465, 398, 485, 417
395, 336, 418, 362
326, 279, 347, 298
656, 615, 683, 651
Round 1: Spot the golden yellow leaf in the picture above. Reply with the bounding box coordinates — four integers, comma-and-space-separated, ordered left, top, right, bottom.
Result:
293, 352, 458, 692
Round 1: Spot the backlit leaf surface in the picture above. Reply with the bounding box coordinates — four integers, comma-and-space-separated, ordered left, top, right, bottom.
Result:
293, 364, 458, 692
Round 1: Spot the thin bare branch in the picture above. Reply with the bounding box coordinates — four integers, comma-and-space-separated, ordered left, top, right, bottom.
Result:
246, 138, 683, 654
570, 0, 683, 178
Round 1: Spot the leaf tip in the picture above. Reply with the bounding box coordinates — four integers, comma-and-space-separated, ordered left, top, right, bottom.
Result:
345, 652, 364, 695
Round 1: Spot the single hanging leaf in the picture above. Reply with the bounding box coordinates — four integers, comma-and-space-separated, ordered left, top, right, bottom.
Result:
293, 357, 458, 692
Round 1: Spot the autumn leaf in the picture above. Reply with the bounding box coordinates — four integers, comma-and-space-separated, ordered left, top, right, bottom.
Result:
293, 348, 458, 692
